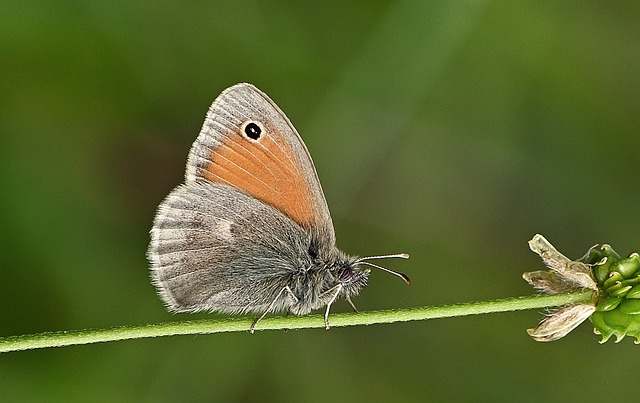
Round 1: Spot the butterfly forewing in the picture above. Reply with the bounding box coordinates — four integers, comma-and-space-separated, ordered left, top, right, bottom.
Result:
185, 83, 335, 248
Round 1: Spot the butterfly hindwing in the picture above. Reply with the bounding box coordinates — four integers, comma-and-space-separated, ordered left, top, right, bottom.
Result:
149, 182, 312, 314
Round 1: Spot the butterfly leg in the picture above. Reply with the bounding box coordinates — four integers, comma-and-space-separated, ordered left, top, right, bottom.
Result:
345, 295, 359, 313
250, 286, 298, 333
321, 284, 343, 330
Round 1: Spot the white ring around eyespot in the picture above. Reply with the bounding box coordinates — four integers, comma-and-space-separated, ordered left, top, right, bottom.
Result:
241, 119, 265, 141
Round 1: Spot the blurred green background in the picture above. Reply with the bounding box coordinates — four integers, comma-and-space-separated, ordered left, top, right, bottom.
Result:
1, 1, 639, 401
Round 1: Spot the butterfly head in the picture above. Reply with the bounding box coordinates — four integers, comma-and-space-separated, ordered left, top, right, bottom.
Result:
329, 251, 411, 304
332, 252, 371, 297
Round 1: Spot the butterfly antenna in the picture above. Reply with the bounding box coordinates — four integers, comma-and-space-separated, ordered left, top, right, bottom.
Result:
357, 254, 411, 285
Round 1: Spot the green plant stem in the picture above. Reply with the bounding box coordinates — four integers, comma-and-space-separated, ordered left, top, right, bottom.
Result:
0, 291, 593, 353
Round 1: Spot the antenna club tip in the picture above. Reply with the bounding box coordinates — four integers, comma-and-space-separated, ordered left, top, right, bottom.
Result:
399, 253, 410, 259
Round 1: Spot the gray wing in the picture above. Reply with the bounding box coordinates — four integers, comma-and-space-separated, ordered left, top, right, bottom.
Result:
148, 182, 311, 314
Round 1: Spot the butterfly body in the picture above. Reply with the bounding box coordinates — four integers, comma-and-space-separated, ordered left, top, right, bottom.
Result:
148, 83, 406, 331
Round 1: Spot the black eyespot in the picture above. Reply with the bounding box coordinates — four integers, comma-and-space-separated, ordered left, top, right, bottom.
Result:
244, 122, 262, 140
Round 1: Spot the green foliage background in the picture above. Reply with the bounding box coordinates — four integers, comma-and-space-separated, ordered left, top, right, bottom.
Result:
1, 1, 639, 401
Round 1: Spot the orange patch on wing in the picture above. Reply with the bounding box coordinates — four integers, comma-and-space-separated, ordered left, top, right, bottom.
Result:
201, 128, 316, 227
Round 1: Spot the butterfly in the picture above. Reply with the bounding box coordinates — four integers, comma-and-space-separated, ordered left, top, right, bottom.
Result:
148, 83, 409, 332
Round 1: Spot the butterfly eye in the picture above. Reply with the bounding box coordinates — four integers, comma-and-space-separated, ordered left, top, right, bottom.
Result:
338, 268, 354, 282
243, 121, 263, 140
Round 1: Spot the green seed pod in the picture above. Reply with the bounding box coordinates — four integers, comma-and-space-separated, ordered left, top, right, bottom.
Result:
626, 284, 640, 299
621, 276, 640, 288
596, 296, 622, 312
610, 285, 633, 298
619, 299, 640, 315
588, 244, 621, 284
613, 256, 640, 278
603, 272, 624, 290
586, 244, 640, 343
